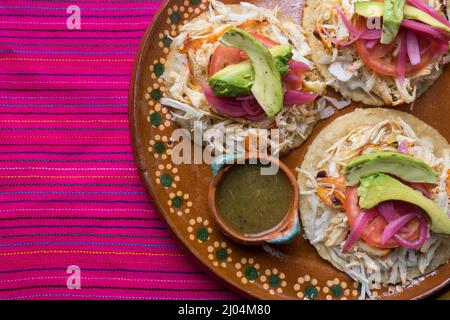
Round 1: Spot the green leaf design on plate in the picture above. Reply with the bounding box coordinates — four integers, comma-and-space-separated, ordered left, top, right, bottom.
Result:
150, 113, 162, 127
160, 174, 173, 188
244, 266, 259, 281
304, 285, 318, 300
196, 228, 209, 242
153, 63, 164, 77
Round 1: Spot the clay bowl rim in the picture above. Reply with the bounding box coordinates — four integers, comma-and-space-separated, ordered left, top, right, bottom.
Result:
208, 153, 300, 245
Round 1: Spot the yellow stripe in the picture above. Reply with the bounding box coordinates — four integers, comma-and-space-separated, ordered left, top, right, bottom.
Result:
0, 58, 134, 62
0, 175, 139, 179
0, 258, 186, 264
0, 250, 184, 257
0, 120, 128, 123
0, 136, 128, 139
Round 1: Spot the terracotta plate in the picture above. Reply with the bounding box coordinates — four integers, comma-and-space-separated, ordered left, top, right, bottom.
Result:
129, 0, 450, 299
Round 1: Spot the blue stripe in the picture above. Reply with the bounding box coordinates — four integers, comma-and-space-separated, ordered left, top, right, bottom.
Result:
0, 6, 154, 11
0, 49, 136, 55
0, 267, 64, 274
0, 191, 144, 195
0, 241, 177, 248
0, 225, 166, 230
0, 267, 203, 275
0, 151, 131, 154
0, 128, 129, 131
0, 104, 128, 107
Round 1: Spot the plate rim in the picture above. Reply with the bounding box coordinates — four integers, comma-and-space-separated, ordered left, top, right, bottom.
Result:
128, 0, 449, 300
128, 0, 260, 300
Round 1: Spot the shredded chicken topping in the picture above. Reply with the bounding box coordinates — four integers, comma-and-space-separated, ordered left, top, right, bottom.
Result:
314, 0, 450, 105
161, 0, 326, 155
299, 118, 450, 299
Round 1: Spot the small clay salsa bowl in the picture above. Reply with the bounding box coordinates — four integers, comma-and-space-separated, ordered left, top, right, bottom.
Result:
208, 153, 300, 245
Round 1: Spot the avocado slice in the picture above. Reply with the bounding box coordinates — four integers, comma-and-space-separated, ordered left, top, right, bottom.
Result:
208, 44, 293, 97
381, 0, 406, 44
208, 61, 255, 97
343, 151, 438, 186
355, 1, 450, 34
358, 173, 450, 234
355, 1, 385, 17
270, 44, 294, 75
404, 5, 450, 33
219, 28, 283, 117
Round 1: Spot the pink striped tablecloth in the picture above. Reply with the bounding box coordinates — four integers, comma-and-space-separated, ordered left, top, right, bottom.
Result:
0, 0, 237, 300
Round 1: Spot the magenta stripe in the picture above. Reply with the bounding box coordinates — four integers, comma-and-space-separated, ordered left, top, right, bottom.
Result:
0, 0, 237, 300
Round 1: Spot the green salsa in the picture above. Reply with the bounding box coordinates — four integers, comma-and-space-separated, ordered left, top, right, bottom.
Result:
216, 163, 293, 236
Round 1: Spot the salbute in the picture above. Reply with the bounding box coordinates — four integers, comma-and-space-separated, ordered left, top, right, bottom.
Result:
178, 305, 213, 318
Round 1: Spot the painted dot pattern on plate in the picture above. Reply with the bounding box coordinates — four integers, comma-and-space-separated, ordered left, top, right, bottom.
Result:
235, 258, 260, 285
137, 0, 417, 300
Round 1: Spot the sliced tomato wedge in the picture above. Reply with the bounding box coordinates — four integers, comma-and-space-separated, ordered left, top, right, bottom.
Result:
353, 19, 438, 77
208, 32, 280, 76
249, 32, 279, 47
208, 45, 245, 76
344, 187, 421, 249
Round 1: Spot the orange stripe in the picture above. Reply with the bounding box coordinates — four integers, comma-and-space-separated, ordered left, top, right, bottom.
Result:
0, 136, 128, 139
0, 58, 134, 62
0, 250, 184, 257
0, 120, 128, 123
0, 175, 139, 179
0, 258, 186, 265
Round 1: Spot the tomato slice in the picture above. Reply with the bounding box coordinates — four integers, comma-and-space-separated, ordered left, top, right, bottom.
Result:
249, 32, 279, 47
208, 32, 280, 77
344, 187, 421, 249
208, 45, 245, 77
353, 19, 438, 77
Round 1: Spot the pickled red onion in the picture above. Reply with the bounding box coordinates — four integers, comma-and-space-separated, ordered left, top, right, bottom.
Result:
360, 29, 382, 40
401, 19, 450, 43
393, 214, 430, 249
288, 60, 310, 73
283, 71, 302, 89
407, 0, 450, 29
381, 213, 417, 245
283, 90, 318, 106
377, 201, 409, 232
406, 30, 421, 65
201, 82, 265, 120
343, 208, 378, 253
